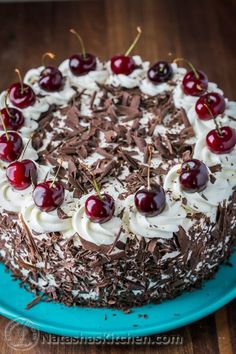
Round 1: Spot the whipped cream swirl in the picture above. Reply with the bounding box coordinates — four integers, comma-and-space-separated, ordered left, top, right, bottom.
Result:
0, 163, 50, 213
106, 55, 149, 89
0, 90, 49, 123
164, 164, 232, 217
72, 195, 124, 246
186, 99, 236, 137
139, 63, 186, 96
124, 191, 189, 239
59, 58, 108, 91
193, 137, 236, 187
24, 66, 75, 106
173, 82, 224, 113
21, 194, 74, 238
0, 179, 29, 213
0, 93, 39, 138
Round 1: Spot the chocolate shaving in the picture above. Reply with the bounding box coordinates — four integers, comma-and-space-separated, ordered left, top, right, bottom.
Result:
95, 147, 113, 159
26, 295, 44, 310
57, 208, 70, 220
179, 107, 191, 127
210, 174, 216, 184
209, 164, 222, 173
30, 166, 38, 187
118, 149, 139, 170
107, 227, 123, 255
19, 214, 39, 262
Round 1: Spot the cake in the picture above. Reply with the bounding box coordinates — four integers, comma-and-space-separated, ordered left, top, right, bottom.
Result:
0, 29, 235, 309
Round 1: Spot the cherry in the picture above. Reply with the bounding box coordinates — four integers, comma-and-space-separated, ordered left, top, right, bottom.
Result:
39, 66, 63, 92
206, 126, 236, 154
69, 53, 96, 76
111, 55, 136, 76
6, 159, 36, 190
174, 58, 208, 96
134, 184, 166, 217
9, 68, 36, 109
9, 82, 36, 109
33, 181, 64, 212
148, 61, 173, 83
195, 92, 226, 120
179, 159, 209, 193
182, 70, 208, 96
0, 107, 24, 130
0, 132, 23, 162
85, 193, 115, 223
69, 28, 96, 76
110, 27, 142, 75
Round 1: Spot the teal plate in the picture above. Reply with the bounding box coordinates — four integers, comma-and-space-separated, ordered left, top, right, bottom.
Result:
0, 252, 236, 338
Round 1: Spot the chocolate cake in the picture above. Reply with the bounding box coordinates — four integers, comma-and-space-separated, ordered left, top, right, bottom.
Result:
0, 44, 235, 309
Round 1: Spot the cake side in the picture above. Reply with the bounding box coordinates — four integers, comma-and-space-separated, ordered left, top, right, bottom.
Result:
0, 188, 235, 308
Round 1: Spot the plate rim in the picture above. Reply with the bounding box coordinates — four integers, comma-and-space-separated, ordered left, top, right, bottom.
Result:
0, 287, 235, 338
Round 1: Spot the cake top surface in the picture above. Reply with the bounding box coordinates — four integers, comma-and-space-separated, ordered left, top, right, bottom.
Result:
0, 47, 236, 254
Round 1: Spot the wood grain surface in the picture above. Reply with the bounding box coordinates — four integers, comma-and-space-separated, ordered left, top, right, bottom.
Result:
0, 0, 235, 353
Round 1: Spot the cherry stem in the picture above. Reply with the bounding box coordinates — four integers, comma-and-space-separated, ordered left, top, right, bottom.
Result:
70, 28, 86, 59
92, 178, 103, 200
78, 159, 103, 199
42, 52, 55, 67
0, 111, 9, 141
15, 68, 24, 95
173, 58, 199, 80
125, 26, 142, 56
4, 90, 14, 118
19, 137, 32, 161
147, 145, 153, 191
50, 160, 63, 188
203, 103, 223, 136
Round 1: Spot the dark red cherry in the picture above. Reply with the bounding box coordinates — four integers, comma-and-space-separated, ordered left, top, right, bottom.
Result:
110, 55, 136, 75
85, 193, 115, 223
179, 159, 209, 193
182, 70, 208, 96
69, 53, 96, 76
0, 132, 23, 162
148, 61, 173, 83
9, 82, 36, 109
33, 181, 64, 212
6, 159, 37, 190
134, 184, 166, 217
206, 126, 236, 154
38, 66, 63, 92
195, 92, 226, 120
0, 108, 24, 131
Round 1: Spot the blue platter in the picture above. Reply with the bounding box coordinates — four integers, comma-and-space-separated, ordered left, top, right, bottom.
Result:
0, 252, 235, 339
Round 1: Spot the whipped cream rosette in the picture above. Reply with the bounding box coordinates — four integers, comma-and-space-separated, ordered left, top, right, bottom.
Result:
124, 190, 191, 239
164, 164, 232, 218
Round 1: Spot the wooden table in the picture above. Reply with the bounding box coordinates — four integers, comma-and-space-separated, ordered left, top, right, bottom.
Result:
0, 1, 235, 353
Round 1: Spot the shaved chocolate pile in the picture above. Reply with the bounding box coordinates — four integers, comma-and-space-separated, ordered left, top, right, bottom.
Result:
33, 87, 193, 199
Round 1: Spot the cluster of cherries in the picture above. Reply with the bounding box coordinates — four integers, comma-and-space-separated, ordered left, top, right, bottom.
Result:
147, 59, 236, 155
0, 70, 64, 212
107, 27, 236, 155
134, 157, 210, 219
150, 60, 236, 154
195, 92, 236, 154
85, 158, 210, 221
0, 27, 103, 214
133, 153, 210, 218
